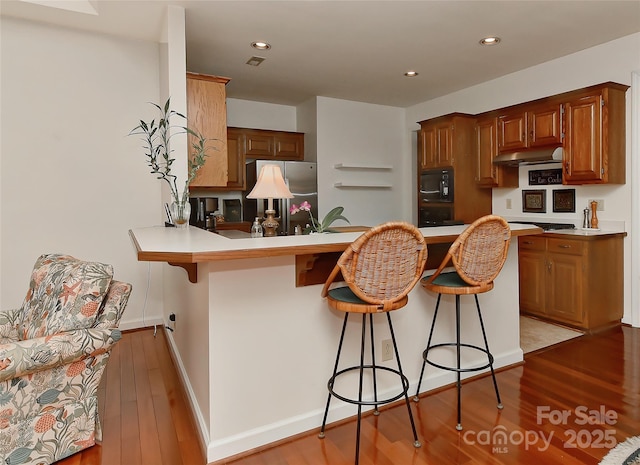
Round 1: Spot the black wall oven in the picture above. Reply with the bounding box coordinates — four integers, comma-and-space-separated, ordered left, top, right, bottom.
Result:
420, 168, 453, 203
419, 168, 456, 227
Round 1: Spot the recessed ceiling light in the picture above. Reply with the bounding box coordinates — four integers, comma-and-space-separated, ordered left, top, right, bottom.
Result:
479, 36, 501, 46
404, 70, 419, 77
251, 41, 271, 50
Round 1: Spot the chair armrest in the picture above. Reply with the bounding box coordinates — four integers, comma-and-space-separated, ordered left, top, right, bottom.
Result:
0, 308, 22, 342
0, 327, 121, 382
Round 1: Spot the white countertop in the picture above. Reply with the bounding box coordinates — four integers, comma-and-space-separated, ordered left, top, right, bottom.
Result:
543, 228, 627, 237
129, 222, 543, 262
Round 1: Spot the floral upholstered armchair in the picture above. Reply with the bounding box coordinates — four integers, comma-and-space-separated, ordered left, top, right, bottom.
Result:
0, 254, 132, 464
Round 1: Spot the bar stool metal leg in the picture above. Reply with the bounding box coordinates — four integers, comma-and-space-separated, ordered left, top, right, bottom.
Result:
455, 295, 462, 431
414, 294, 442, 401
355, 314, 367, 465
387, 314, 421, 448
319, 313, 349, 439
474, 295, 503, 410
370, 314, 379, 416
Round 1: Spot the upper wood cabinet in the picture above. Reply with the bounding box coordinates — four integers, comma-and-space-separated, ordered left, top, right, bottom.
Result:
186, 72, 231, 188
225, 127, 246, 190
242, 128, 304, 160
562, 83, 628, 185
419, 119, 454, 169
497, 103, 563, 153
474, 116, 518, 188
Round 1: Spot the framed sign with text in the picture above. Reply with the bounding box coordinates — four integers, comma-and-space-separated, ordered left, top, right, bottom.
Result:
529, 169, 562, 185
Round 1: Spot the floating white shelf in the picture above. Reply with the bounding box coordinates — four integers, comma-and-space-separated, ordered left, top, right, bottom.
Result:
333, 163, 393, 170
334, 182, 393, 189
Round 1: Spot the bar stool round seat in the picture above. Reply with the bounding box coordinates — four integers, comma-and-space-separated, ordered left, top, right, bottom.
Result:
413, 215, 511, 432
319, 222, 427, 465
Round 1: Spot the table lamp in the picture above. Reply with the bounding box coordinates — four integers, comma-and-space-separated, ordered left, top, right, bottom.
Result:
246, 164, 294, 236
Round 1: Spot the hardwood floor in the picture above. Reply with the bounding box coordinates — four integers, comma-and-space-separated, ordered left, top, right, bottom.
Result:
57, 327, 206, 465
59, 325, 639, 465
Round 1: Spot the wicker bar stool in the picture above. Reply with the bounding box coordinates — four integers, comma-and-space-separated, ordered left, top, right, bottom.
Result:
319, 222, 427, 465
413, 215, 511, 431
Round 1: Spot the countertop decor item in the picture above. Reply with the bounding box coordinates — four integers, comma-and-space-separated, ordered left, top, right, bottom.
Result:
591, 200, 599, 229
290, 201, 350, 234
130, 98, 211, 228
246, 164, 293, 236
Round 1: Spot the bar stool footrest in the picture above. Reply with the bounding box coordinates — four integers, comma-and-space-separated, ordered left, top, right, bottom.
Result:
424, 343, 494, 373
328, 365, 410, 407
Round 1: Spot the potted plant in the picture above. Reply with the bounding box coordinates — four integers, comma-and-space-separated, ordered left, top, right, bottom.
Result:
130, 98, 210, 227
289, 201, 350, 233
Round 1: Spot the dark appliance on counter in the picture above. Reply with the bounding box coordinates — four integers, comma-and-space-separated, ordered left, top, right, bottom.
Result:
189, 197, 219, 231
243, 160, 318, 235
418, 168, 456, 227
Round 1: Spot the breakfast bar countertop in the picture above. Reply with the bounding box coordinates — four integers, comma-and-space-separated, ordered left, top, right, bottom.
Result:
129, 222, 543, 264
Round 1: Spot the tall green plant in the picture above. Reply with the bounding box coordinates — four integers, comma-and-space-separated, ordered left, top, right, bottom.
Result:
130, 98, 209, 203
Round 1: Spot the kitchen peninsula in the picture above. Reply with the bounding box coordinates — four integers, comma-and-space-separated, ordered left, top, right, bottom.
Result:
129, 223, 540, 462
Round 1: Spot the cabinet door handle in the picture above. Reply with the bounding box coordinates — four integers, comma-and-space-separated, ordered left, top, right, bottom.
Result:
558, 245, 571, 249
522, 240, 533, 245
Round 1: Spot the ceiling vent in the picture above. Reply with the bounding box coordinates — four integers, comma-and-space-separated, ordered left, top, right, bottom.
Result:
246, 56, 265, 67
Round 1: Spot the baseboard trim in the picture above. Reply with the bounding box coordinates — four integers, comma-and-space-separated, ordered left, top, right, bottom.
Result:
163, 327, 211, 461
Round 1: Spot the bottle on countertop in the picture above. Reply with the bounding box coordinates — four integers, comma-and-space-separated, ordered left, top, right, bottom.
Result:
251, 217, 263, 238
583, 208, 590, 229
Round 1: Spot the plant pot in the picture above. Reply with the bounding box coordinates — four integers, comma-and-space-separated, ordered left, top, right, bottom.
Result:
171, 200, 191, 229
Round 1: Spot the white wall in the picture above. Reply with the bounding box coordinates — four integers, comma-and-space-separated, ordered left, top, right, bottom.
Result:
227, 98, 297, 131
0, 17, 165, 329
315, 97, 410, 225
406, 32, 640, 324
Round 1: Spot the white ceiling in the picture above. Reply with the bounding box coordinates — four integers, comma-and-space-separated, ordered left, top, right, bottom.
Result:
2, 0, 639, 108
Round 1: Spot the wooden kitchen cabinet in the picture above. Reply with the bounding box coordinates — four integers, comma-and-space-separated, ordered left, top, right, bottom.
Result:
417, 113, 492, 224
419, 118, 454, 169
187, 72, 231, 188
242, 128, 304, 160
497, 102, 562, 153
474, 116, 518, 188
225, 127, 246, 190
562, 82, 628, 185
518, 233, 625, 332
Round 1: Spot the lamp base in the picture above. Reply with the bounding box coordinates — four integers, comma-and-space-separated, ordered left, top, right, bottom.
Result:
262, 210, 279, 237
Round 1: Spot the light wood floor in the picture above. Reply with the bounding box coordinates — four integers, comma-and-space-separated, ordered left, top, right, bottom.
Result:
58, 325, 640, 465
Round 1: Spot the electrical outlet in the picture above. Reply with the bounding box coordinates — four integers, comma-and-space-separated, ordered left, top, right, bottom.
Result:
588, 199, 605, 211
506, 198, 512, 209
382, 339, 393, 362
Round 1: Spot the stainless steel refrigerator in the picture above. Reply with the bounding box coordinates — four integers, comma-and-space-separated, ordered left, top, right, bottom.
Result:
243, 160, 317, 235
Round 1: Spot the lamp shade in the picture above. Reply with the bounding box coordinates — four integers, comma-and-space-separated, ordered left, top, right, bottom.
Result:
246, 164, 294, 199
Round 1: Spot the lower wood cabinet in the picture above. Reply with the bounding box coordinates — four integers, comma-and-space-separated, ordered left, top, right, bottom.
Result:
518, 233, 624, 332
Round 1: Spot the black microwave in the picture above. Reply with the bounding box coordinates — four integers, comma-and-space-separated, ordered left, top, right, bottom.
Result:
420, 168, 453, 203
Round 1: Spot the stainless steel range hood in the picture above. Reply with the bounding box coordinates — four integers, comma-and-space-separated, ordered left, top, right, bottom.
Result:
493, 147, 563, 166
